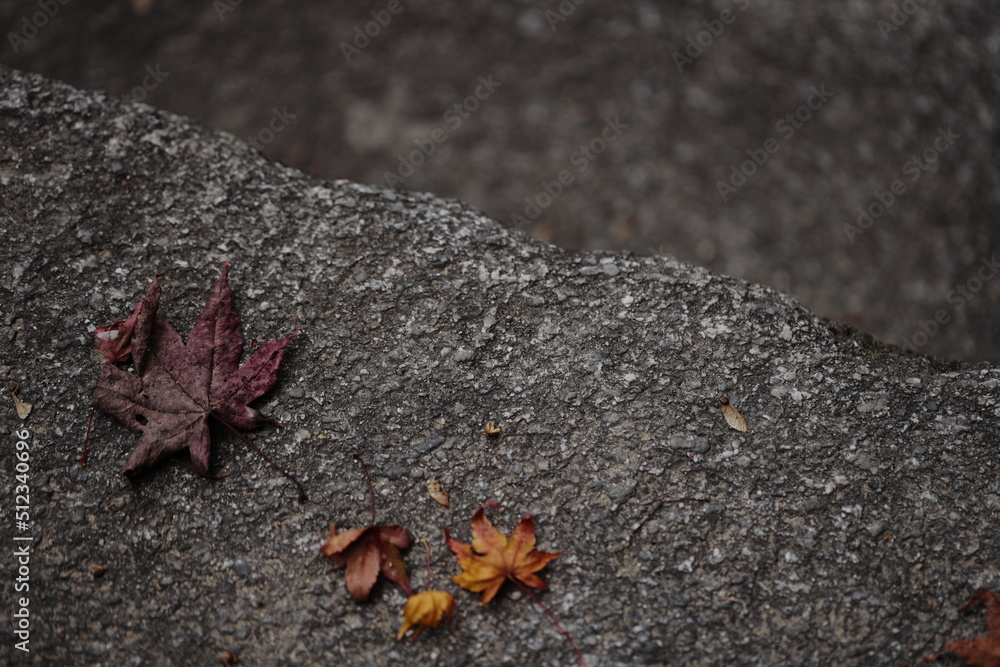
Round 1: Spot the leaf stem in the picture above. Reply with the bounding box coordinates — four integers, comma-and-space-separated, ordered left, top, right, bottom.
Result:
355, 455, 376, 526
511, 578, 587, 667
423, 538, 432, 591
81, 407, 95, 467
212, 414, 307, 503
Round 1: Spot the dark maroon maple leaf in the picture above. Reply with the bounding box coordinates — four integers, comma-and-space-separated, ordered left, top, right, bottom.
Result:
941, 588, 1000, 667
93, 289, 149, 364
90, 263, 298, 484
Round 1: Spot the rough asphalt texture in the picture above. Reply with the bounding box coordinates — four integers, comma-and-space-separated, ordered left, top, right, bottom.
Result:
1, 68, 998, 666
1, 0, 997, 362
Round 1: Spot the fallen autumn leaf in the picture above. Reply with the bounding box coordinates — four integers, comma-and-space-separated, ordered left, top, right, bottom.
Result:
398, 590, 457, 640
427, 479, 450, 507
933, 588, 1000, 667
718, 394, 748, 432
89, 263, 301, 495
321, 522, 413, 602
445, 505, 562, 605
320, 456, 414, 601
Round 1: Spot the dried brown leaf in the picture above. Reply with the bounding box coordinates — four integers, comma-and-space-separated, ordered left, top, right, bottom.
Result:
320, 522, 413, 601
427, 479, 450, 507
10, 384, 31, 420
718, 395, 748, 432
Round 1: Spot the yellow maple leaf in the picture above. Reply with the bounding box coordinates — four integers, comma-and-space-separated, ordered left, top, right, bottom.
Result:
397, 590, 457, 640
445, 506, 563, 604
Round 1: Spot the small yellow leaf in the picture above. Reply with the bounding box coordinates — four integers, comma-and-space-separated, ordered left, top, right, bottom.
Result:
427, 479, 450, 507
484, 421, 501, 436
397, 590, 456, 640
718, 395, 748, 432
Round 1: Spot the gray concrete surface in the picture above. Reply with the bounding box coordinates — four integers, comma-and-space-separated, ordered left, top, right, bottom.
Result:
1, 0, 998, 362
1, 67, 998, 666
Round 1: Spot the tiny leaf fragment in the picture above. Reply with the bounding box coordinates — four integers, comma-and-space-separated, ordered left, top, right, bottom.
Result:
718, 394, 748, 432
94, 290, 150, 363
427, 479, 450, 507
8, 382, 32, 420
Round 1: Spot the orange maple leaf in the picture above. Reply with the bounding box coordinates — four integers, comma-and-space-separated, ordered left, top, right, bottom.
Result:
397, 590, 457, 640
939, 588, 1000, 667
445, 506, 563, 604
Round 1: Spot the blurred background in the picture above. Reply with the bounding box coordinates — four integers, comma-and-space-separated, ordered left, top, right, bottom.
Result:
2, 0, 998, 361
